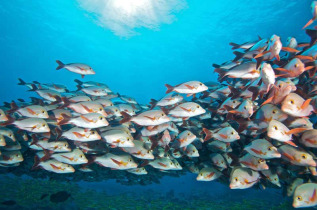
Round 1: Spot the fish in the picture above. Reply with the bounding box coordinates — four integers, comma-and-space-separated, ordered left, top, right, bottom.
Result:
120, 109, 170, 126
56, 60, 95, 78
61, 127, 101, 141
300, 129, 317, 148
32, 156, 75, 173
94, 152, 137, 170
101, 129, 134, 148
196, 167, 221, 181
229, 167, 260, 189
244, 139, 281, 159
278, 145, 316, 167
59, 113, 109, 128
293, 183, 317, 208
165, 81, 208, 96
168, 102, 206, 118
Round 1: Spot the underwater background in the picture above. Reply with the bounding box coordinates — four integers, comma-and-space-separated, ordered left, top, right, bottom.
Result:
0, 0, 313, 209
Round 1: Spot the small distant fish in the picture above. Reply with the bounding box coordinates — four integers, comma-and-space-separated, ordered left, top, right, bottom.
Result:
50, 191, 72, 203
56, 60, 95, 78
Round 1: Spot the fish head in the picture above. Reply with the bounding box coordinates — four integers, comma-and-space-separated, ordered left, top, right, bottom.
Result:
229, 176, 243, 189
143, 150, 154, 159
12, 151, 24, 162
97, 115, 110, 126
57, 142, 71, 152
193, 104, 206, 115
0, 109, 8, 122
286, 37, 297, 48
77, 153, 88, 164
293, 183, 317, 208
257, 158, 269, 170
224, 127, 240, 141
294, 152, 317, 167
281, 93, 304, 113
0, 135, 6, 146
127, 157, 138, 168
195, 82, 208, 92
63, 164, 75, 173
89, 129, 101, 140
266, 145, 281, 158
37, 121, 50, 133
267, 120, 290, 141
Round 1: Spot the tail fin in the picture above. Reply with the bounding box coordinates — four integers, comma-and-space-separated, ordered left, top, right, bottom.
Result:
17, 99, 25, 103
214, 68, 227, 82
30, 134, 39, 146
40, 149, 53, 161
202, 128, 212, 141
57, 113, 71, 125
1, 115, 15, 126
7, 101, 19, 114
56, 60, 65, 70
149, 99, 157, 110
76, 85, 82, 91
55, 127, 62, 141
306, 29, 317, 46
212, 64, 221, 68
17, 78, 26, 85
165, 84, 174, 94
229, 42, 241, 50
28, 84, 38, 92
74, 79, 83, 86
59, 97, 71, 108
119, 112, 132, 124
30, 97, 44, 106
31, 156, 41, 170
233, 51, 245, 62
33, 81, 40, 84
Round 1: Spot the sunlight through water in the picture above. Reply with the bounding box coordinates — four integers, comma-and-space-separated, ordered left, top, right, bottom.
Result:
77, 0, 187, 37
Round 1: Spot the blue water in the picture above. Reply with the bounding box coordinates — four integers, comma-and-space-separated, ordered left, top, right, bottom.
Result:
0, 0, 312, 209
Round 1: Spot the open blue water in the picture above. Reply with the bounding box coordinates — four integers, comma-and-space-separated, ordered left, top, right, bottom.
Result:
0, 0, 313, 209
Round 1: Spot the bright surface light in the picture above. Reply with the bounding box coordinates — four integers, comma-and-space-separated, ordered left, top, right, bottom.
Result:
77, 0, 187, 36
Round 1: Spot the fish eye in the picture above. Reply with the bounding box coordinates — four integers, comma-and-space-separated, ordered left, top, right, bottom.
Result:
258, 159, 264, 163
91, 131, 95, 135
143, 168, 145, 171
233, 101, 236, 103
9, 134, 12, 137
274, 178, 277, 181
147, 150, 150, 154
99, 116, 104, 120
187, 133, 190, 136
196, 105, 200, 108
42, 124, 46, 127
64, 144, 67, 147
199, 173, 203, 176
234, 177, 239, 182
231, 132, 234, 135
42, 111, 45, 113
129, 158, 132, 162
296, 196, 303, 201
115, 109, 118, 112
273, 126, 278, 130
99, 108, 103, 111
15, 154, 19, 157
290, 100, 294, 104
301, 154, 307, 159
278, 84, 282, 88
268, 146, 273, 151
80, 155, 83, 158
295, 64, 299, 68
161, 113, 164, 116
272, 110, 277, 114
244, 106, 247, 110
199, 83, 202, 86
127, 138, 130, 141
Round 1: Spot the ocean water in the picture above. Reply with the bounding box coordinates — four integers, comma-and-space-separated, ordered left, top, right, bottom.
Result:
0, 0, 314, 209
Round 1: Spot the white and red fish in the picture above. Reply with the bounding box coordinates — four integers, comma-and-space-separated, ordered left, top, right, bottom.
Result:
32, 156, 75, 173
281, 93, 314, 117
169, 102, 206, 118
279, 145, 316, 167
229, 167, 260, 189
239, 153, 269, 171
101, 129, 134, 148
244, 139, 281, 159
122, 140, 154, 159
293, 183, 317, 208
120, 109, 170, 126
94, 153, 137, 170
165, 81, 208, 96
56, 60, 95, 78
59, 113, 109, 129
62, 127, 101, 142
203, 126, 240, 143
196, 167, 221, 181
300, 129, 317, 148
0, 151, 23, 164
267, 120, 307, 146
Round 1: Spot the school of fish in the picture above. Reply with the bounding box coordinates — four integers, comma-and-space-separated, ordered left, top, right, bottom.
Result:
1, 2, 317, 208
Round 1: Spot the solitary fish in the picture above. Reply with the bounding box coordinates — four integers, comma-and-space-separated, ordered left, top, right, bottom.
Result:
56, 60, 95, 78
